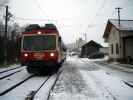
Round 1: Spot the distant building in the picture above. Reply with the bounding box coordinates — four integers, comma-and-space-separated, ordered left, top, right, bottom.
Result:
80, 40, 103, 57
76, 37, 86, 48
103, 19, 133, 63
99, 47, 109, 54
67, 37, 86, 53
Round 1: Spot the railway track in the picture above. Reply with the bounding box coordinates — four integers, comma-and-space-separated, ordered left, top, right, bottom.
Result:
0, 66, 62, 100
123, 81, 133, 88
0, 74, 34, 96
0, 66, 24, 74
25, 70, 62, 100
0, 69, 23, 80
0, 66, 26, 81
47, 70, 62, 100
25, 76, 51, 100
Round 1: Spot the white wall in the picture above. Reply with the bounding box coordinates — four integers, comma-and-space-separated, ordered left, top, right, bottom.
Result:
108, 27, 120, 59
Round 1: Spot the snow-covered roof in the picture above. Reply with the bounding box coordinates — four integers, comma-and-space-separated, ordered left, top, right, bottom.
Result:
103, 19, 133, 39
82, 40, 103, 48
110, 19, 133, 31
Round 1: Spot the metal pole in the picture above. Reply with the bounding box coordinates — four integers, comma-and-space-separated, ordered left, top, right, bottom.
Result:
4, 5, 8, 65
85, 33, 87, 42
115, 7, 122, 59
115, 7, 122, 28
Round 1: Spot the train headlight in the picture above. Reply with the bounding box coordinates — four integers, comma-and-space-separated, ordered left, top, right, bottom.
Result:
37, 31, 42, 35
24, 53, 28, 57
50, 53, 55, 57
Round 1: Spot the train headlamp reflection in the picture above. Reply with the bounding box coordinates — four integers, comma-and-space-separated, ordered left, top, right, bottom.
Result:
24, 53, 28, 57
50, 53, 55, 57
37, 31, 42, 35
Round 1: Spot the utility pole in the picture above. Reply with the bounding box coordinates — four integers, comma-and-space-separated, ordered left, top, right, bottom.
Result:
115, 7, 122, 59
115, 7, 122, 28
83, 33, 87, 43
4, 5, 9, 65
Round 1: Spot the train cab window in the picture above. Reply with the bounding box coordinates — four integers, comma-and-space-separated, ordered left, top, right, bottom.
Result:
23, 35, 56, 51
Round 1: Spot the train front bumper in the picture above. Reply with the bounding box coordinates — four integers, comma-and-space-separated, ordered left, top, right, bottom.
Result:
21, 60, 59, 67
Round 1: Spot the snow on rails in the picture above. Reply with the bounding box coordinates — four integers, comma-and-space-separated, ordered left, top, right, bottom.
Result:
0, 65, 63, 100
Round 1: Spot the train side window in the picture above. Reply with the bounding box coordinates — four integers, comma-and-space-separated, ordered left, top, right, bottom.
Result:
58, 37, 61, 49
58, 36, 61, 42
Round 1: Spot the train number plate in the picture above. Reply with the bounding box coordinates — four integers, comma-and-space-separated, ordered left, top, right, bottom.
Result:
33, 53, 44, 60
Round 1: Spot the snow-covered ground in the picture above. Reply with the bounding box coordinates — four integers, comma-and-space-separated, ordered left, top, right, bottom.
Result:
0, 56, 133, 100
0, 67, 58, 100
34, 75, 58, 100
0, 64, 20, 72
0, 68, 31, 94
49, 56, 133, 100
0, 76, 47, 100
93, 60, 133, 86
0, 66, 26, 79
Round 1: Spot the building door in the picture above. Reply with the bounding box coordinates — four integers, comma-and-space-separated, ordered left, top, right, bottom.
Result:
124, 37, 133, 59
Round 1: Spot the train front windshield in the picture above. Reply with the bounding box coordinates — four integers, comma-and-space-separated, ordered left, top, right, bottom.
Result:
23, 35, 56, 51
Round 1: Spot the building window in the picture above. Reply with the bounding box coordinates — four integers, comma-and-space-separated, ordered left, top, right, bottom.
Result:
111, 44, 113, 54
116, 43, 119, 54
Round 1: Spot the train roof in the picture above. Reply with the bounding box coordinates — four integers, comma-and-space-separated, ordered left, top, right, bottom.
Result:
22, 24, 59, 35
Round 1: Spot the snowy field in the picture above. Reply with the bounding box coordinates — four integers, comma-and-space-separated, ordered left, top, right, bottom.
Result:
0, 56, 133, 100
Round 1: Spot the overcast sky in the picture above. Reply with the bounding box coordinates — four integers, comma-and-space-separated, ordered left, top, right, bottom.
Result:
7, 0, 133, 45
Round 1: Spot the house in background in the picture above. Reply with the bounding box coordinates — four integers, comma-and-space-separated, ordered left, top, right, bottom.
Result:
103, 19, 133, 63
80, 40, 103, 58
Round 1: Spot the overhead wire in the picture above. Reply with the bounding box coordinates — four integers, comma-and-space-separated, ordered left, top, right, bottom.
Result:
27, 0, 64, 35
32, 0, 63, 33
120, 0, 133, 20
89, 0, 108, 25
33, 0, 49, 19
33, 0, 77, 30
85, 0, 108, 35
84, 0, 114, 43
12, 16, 56, 22
11, 0, 58, 23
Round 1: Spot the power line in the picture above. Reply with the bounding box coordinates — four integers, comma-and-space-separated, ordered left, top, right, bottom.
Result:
33, 0, 50, 20
125, 0, 133, 5
12, 16, 57, 22
95, 0, 107, 16
84, 0, 110, 42
31, 0, 71, 36
110, 9, 116, 18
85, 0, 109, 32
85, 0, 108, 35
32, 0, 72, 29
90, 0, 107, 24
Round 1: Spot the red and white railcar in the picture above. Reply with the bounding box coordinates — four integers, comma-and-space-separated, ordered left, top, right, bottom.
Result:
21, 24, 66, 73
